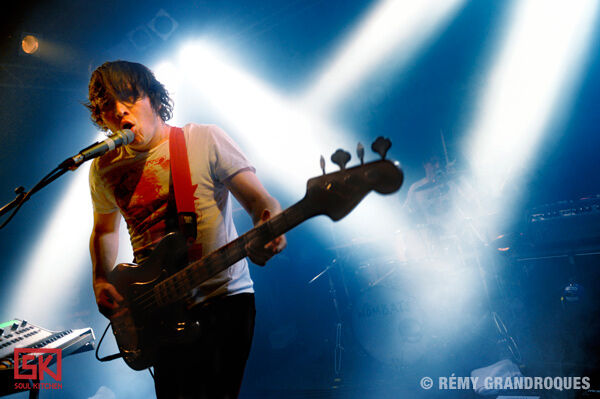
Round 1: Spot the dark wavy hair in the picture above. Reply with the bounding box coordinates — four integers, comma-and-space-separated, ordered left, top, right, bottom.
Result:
85, 60, 173, 131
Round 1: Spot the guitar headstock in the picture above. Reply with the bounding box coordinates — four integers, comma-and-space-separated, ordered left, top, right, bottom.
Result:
303, 137, 404, 221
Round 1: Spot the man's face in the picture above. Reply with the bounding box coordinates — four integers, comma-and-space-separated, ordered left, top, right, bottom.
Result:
101, 96, 164, 151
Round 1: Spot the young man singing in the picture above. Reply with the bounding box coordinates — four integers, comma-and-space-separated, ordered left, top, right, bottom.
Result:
86, 60, 285, 398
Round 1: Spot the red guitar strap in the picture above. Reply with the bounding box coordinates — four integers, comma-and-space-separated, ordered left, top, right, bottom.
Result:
169, 126, 197, 242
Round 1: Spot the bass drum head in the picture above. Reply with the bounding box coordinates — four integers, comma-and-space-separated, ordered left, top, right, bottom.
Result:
352, 286, 432, 366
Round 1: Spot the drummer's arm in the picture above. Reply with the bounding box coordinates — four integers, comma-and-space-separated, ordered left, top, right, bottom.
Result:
403, 181, 421, 212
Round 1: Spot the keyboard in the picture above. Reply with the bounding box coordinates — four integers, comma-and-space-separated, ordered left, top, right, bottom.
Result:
0, 318, 94, 397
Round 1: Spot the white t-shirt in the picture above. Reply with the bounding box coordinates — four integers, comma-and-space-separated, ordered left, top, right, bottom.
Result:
89, 123, 254, 303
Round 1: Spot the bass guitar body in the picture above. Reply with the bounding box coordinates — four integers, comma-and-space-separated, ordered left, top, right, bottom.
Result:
108, 232, 199, 371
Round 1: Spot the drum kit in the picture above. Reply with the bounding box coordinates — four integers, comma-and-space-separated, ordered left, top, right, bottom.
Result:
310, 163, 498, 370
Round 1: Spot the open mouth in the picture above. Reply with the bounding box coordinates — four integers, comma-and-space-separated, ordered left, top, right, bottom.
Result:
121, 122, 134, 130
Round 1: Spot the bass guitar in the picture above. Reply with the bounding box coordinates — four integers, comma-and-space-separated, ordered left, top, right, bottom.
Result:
107, 139, 404, 370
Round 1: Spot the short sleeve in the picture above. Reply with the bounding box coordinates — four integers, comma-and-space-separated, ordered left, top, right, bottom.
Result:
200, 125, 255, 182
89, 159, 119, 214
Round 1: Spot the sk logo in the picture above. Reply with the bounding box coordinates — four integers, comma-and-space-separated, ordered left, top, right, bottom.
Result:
14, 348, 62, 381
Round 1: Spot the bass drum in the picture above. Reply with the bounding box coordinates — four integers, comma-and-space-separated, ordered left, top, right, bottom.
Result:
351, 286, 432, 366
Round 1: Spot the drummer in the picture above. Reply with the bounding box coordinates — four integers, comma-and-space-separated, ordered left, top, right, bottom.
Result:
404, 156, 450, 224
402, 155, 488, 260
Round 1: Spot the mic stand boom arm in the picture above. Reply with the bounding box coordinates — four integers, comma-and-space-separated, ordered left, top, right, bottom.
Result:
0, 160, 75, 230
1, 129, 133, 229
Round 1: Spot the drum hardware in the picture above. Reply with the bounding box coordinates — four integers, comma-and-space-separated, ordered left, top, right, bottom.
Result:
361, 265, 398, 292
492, 311, 523, 365
308, 261, 336, 285
318, 178, 518, 371
351, 286, 429, 367
309, 259, 348, 380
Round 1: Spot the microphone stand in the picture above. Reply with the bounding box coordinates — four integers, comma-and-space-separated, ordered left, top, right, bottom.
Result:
1, 128, 133, 228
0, 160, 78, 230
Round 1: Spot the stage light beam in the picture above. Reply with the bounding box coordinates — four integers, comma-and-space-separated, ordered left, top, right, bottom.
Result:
169, 41, 408, 242
5, 167, 92, 327
175, 41, 354, 188
302, 0, 466, 112
5, 140, 134, 328
465, 0, 598, 203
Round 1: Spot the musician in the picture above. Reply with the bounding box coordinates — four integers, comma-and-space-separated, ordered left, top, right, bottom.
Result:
85, 60, 286, 398
404, 156, 449, 223
403, 154, 489, 259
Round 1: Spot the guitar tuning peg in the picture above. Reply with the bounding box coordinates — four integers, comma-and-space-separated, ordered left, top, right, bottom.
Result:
320, 155, 326, 175
357, 143, 365, 165
331, 149, 351, 170
371, 136, 392, 160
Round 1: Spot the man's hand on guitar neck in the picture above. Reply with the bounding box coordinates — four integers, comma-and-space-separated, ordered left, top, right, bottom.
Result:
225, 170, 287, 266
94, 278, 125, 318
246, 209, 287, 266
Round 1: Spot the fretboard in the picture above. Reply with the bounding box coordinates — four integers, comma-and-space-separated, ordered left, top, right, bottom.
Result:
153, 197, 316, 306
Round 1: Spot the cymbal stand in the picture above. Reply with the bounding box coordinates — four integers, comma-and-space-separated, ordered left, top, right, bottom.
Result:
309, 258, 345, 380
329, 266, 344, 379
461, 210, 523, 366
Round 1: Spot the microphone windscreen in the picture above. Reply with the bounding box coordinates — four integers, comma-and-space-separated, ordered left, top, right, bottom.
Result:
116, 129, 135, 145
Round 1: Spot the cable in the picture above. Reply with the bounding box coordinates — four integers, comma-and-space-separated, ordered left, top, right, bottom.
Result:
95, 322, 122, 362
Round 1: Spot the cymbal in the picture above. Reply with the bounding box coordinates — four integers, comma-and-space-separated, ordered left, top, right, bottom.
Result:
412, 169, 463, 192
413, 178, 451, 192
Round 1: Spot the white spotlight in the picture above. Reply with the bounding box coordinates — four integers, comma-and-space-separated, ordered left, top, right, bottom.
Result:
173, 40, 407, 241
466, 0, 598, 200
5, 166, 92, 327
176, 40, 354, 190
302, 0, 466, 112
5, 136, 134, 328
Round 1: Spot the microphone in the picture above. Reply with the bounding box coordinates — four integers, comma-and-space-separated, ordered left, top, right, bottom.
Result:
61, 129, 134, 168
